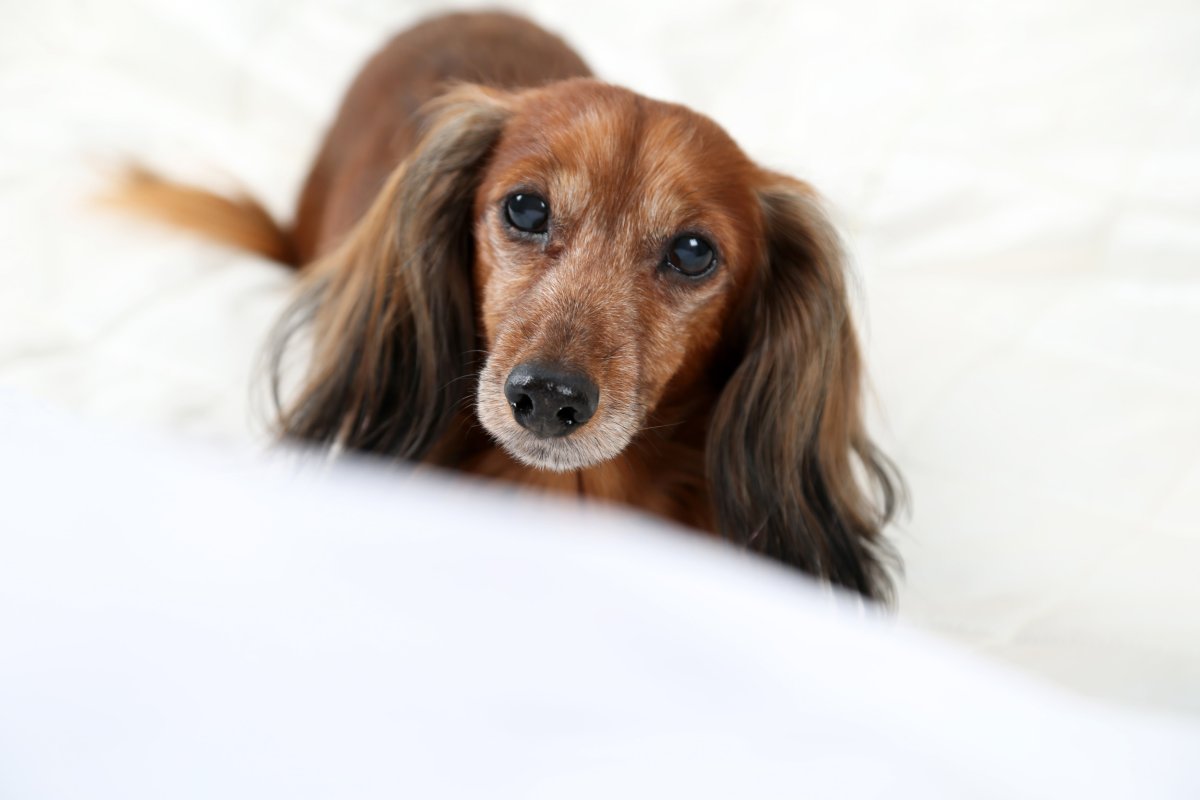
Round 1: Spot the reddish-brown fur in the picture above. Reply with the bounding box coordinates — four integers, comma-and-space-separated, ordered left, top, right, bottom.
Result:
117, 11, 901, 600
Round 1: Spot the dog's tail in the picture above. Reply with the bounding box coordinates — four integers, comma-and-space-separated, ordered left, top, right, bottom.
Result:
103, 166, 300, 267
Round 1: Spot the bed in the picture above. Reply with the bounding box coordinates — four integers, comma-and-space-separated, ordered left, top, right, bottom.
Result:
1, 0, 1198, 791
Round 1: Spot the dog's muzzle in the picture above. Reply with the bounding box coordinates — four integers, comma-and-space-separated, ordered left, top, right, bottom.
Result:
503, 362, 599, 438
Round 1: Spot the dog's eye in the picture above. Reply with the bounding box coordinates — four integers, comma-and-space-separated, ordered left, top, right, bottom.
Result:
665, 235, 715, 277
504, 193, 550, 233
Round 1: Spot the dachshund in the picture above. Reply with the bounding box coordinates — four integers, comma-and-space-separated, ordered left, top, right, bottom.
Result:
115, 11, 902, 601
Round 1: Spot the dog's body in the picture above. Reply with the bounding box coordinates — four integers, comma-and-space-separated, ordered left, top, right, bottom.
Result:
120, 12, 901, 600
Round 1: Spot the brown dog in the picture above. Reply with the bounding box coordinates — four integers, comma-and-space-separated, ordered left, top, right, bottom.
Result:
119, 11, 901, 600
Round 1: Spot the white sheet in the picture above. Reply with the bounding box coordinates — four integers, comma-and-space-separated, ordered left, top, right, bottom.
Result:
1, 398, 1198, 798
1, 0, 1198, 717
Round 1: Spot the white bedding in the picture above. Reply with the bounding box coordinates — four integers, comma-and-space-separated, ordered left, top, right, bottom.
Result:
2, 0, 1199, 720
2, 398, 1198, 798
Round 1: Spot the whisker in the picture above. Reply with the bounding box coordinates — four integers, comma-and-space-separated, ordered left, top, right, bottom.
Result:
638, 420, 683, 433
440, 373, 479, 390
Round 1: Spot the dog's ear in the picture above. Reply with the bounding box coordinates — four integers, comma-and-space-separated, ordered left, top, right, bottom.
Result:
707, 176, 902, 602
270, 85, 511, 462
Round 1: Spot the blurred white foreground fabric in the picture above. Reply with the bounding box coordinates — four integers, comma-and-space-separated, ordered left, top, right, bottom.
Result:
1, 397, 1198, 799
1, 0, 1198, 730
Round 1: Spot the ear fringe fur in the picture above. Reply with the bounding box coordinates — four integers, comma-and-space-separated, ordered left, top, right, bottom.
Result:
268, 87, 512, 463
708, 182, 903, 602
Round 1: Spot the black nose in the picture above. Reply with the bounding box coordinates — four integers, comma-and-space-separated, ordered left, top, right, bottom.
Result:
503, 362, 599, 438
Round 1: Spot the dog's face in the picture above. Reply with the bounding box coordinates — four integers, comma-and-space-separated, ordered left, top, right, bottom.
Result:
472, 83, 766, 471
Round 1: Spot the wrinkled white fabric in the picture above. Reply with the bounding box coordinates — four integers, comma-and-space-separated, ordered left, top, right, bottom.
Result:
1, 0, 1198, 718
1, 398, 1198, 798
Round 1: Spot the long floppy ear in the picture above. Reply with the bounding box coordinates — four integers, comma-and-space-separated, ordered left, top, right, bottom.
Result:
707, 177, 902, 602
269, 85, 511, 462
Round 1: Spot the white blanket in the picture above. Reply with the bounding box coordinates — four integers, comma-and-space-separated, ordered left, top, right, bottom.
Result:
1, 398, 1198, 798
1, 0, 1198, 720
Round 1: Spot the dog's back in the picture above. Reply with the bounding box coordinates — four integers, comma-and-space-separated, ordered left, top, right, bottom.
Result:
294, 12, 590, 263
109, 12, 589, 268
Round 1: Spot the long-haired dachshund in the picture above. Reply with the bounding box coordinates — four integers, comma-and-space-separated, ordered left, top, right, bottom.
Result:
118, 11, 902, 600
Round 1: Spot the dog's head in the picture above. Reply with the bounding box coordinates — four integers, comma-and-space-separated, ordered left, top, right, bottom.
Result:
274, 79, 899, 599
469, 82, 764, 471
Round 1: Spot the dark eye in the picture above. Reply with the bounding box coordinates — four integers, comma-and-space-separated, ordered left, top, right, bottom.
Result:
665, 235, 715, 277
504, 193, 550, 233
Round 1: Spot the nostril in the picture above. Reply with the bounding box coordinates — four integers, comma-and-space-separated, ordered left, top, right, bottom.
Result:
556, 406, 579, 426
512, 393, 533, 415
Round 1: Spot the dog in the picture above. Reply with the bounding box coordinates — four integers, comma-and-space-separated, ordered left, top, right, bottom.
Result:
116, 11, 902, 601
